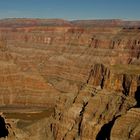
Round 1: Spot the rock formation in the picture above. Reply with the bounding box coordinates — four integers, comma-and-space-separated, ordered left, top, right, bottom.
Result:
0, 18, 139, 140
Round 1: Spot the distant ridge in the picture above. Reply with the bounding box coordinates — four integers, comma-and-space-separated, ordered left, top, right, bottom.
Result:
71, 19, 140, 27
0, 18, 72, 28
0, 18, 140, 28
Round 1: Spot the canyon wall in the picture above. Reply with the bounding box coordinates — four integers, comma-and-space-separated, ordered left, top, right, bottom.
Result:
0, 19, 139, 140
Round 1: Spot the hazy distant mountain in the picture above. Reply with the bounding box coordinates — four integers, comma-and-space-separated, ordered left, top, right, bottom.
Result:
0, 18, 140, 28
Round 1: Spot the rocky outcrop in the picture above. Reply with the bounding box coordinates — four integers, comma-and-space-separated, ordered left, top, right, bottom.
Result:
51, 64, 139, 140
87, 64, 140, 97
111, 108, 140, 140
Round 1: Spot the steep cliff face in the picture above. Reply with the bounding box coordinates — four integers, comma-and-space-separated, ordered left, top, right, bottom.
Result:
0, 19, 140, 140
87, 64, 140, 97
51, 64, 139, 140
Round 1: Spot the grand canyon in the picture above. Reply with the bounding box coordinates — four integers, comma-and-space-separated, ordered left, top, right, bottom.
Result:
0, 18, 139, 140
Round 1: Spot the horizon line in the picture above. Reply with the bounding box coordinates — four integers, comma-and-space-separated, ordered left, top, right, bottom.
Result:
0, 17, 140, 21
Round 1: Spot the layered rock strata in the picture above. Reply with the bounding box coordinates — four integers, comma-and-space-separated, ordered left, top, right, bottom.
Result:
0, 19, 139, 140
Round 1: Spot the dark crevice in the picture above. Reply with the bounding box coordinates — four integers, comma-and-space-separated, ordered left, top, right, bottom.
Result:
62, 124, 75, 140
128, 129, 133, 139
50, 123, 53, 132
122, 75, 131, 96
100, 76, 105, 89
96, 115, 120, 140
73, 83, 85, 103
78, 102, 88, 136
0, 116, 9, 138
87, 69, 94, 84
135, 86, 140, 107
118, 96, 126, 111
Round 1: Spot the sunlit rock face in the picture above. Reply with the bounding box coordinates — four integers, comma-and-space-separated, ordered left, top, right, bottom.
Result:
0, 19, 140, 140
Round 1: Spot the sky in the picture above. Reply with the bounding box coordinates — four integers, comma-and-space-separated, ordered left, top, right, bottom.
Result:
0, 0, 139, 20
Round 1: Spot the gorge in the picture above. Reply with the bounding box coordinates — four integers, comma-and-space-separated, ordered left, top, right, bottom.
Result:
0, 18, 139, 140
